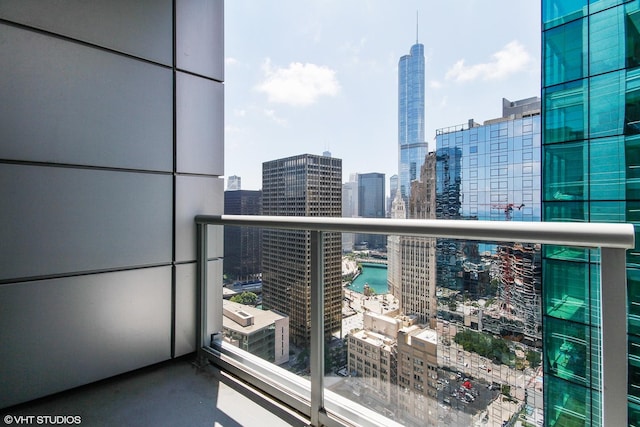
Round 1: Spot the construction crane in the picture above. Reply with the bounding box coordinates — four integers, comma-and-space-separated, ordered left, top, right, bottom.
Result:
491, 203, 525, 221
490, 203, 524, 316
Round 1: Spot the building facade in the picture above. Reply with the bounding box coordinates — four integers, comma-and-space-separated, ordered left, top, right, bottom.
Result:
395, 153, 438, 324
398, 40, 428, 201
341, 175, 359, 252
222, 300, 289, 365
434, 99, 542, 318
542, 1, 640, 425
223, 190, 262, 282
261, 154, 342, 347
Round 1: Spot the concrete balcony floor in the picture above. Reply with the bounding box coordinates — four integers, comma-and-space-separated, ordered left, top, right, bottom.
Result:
1, 356, 309, 427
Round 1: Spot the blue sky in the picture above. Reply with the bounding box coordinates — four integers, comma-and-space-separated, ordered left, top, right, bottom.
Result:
224, 1, 541, 192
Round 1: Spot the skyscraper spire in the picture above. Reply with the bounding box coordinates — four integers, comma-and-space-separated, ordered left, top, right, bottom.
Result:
416, 10, 419, 43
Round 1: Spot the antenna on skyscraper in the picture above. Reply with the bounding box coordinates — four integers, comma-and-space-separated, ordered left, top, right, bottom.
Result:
416, 10, 419, 43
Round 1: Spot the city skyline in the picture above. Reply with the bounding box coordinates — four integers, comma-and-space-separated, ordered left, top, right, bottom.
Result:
224, 1, 541, 192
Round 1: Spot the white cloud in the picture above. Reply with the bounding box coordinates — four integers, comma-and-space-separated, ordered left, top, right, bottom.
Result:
429, 80, 443, 89
225, 57, 239, 66
263, 109, 288, 126
255, 59, 340, 107
445, 41, 532, 83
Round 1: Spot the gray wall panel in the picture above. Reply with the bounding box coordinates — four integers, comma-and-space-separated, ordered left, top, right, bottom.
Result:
175, 176, 224, 263
0, 24, 173, 171
176, 72, 224, 175
176, 0, 224, 80
175, 260, 221, 357
0, 0, 172, 65
0, 267, 172, 408
0, 164, 173, 281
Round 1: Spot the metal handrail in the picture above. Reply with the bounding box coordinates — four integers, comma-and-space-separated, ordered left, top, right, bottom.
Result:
196, 214, 634, 248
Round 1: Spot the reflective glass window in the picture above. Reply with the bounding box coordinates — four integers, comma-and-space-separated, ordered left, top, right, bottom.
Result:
544, 81, 587, 143
591, 73, 625, 138
544, 375, 595, 426
544, 0, 587, 29
543, 259, 590, 323
590, 137, 625, 199
629, 268, 640, 335
630, 334, 640, 401
626, 69, 640, 135
627, 4, 640, 69
544, 20, 585, 86
543, 316, 590, 385
543, 142, 587, 201
590, 7, 625, 74
627, 135, 640, 199
543, 201, 588, 223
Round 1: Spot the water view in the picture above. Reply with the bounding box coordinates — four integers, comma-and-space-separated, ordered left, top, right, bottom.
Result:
348, 263, 388, 294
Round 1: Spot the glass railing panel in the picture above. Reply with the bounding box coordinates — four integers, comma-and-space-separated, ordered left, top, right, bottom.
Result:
326, 238, 543, 426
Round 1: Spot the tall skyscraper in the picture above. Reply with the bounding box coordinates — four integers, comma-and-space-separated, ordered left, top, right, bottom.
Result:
227, 175, 241, 190
261, 154, 342, 347
342, 174, 359, 252
357, 172, 386, 249
223, 190, 262, 282
401, 153, 437, 324
542, 2, 640, 425
387, 174, 399, 216
398, 37, 428, 201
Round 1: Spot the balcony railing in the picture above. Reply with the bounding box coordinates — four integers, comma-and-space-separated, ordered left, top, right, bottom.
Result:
195, 215, 634, 427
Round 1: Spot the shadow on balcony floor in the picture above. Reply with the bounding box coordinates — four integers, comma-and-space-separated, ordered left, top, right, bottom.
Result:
1, 356, 309, 427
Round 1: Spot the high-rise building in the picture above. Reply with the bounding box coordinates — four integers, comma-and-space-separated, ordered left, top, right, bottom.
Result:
357, 172, 386, 249
342, 174, 359, 252
227, 175, 241, 190
396, 153, 437, 324
398, 38, 428, 201
261, 154, 342, 347
435, 98, 541, 299
223, 190, 262, 282
387, 174, 399, 216
542, 2, 640, 425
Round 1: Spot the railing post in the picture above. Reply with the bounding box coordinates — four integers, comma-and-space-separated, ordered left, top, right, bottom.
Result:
196, 222, 208, 355
600, 247, 628, 426
310, 230, 325, 426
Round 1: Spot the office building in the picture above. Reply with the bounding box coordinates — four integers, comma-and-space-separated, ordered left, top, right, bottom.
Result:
227, 175, 241, 190
261, 154, 342, 347
435, 98, 541, 317
398, 38, 428, 201
387, 190, 406, 300
387, 174, 399, 216
222, 300, 289, 365
0, 1, 224, 408
542, 1, 640, 424
342, 174, 358, 252
394, 153, 438, 324
357, 172, 386, 250
223, 190, 262, 282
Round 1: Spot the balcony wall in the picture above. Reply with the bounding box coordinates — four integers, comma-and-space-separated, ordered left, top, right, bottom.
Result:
0, 0, 224, 408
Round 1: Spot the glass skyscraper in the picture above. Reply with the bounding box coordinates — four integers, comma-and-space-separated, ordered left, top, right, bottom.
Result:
398, 41, 428, 201
357, 172, 386, 249
542, 1, 640, 425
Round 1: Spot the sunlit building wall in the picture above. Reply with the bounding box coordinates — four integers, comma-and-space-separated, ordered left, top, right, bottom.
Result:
542, 1, 640, 424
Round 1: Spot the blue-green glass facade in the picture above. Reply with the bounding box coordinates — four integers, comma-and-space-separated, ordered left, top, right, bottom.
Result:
398, 42, 428, 201
542, 1, 640, 425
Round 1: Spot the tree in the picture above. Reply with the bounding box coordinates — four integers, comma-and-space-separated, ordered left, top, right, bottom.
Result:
230, 291, 258, 306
